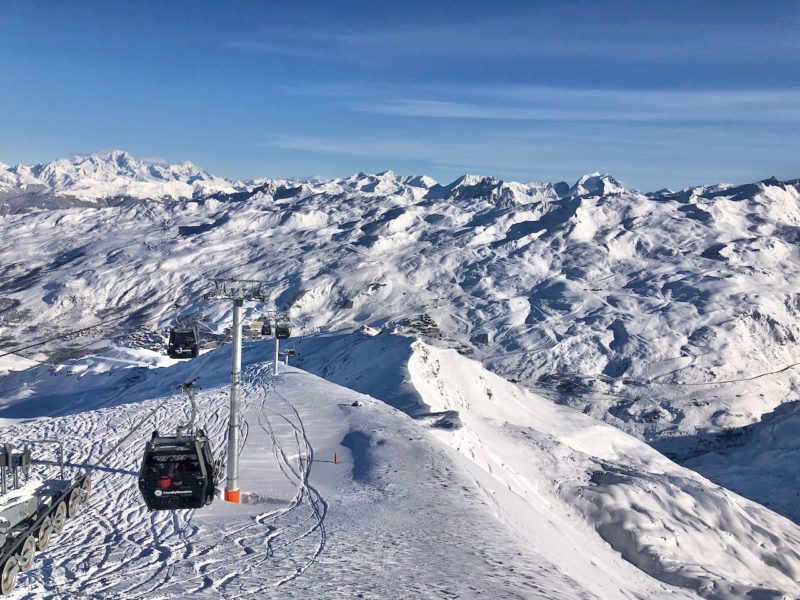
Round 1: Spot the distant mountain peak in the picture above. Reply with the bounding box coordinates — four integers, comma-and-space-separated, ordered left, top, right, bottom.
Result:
5, 150, 795, 209
399, 174, 438, 189
5, 150, 239, 200
449, 174, 498, 188
570, 172, 624, 197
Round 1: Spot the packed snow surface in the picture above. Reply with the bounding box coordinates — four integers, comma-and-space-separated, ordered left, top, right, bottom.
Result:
0, 341, 797, 598
0, 346, 686, 598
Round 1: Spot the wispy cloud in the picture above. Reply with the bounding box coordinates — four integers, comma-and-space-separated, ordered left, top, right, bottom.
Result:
276, 81, 800, 124
227, 6, 800, 65
259, 133, 572, 177
355, 88, 800, 123
259, 119, 800, 190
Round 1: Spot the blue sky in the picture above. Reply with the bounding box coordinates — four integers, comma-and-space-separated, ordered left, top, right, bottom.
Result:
1, 0, 799, 190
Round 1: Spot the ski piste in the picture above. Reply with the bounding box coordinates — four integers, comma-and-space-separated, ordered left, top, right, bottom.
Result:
0, 152, 799, 598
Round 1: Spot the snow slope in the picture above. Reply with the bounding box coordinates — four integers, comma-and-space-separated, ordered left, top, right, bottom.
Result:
0, 337, 797, 598
1, 150, 800, 595
406, 340, 800, 599
682, 399, 800, 523
0, 344, 697, 599
2, 156, 798, 449
288, 332, 800, 598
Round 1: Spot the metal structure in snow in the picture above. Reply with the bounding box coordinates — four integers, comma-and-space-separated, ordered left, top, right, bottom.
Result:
281, 348, 297, 366
0, 442, 90, 595
204, 279, 270, 504
260, 312, 291, 376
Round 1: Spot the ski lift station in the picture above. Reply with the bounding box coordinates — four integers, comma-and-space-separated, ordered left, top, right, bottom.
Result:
0, 443, 90, 594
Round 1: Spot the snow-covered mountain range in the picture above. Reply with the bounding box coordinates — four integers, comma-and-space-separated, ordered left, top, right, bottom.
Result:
0, 150, 238, 202
1, 150, 799, 597
0, 150, 629, 205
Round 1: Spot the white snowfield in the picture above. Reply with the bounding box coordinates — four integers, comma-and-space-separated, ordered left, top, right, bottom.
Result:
0, 354, 38, 379
0, 346, 666, 598
1, 152, 799, 447
0, 341, 797, 599
407, 341, 800, 599
1, 150, 799, 597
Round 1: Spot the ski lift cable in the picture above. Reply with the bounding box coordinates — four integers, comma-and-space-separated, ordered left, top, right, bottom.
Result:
84, 341, 225, 475
0, 314, 129, 361
194, 320, 220, 335
0, 280, 191, 362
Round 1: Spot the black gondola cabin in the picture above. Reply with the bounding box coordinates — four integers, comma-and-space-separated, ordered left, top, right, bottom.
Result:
275, 322, 291, 339
168, 327, 200, 359
138, 430, 216, 511
261, 322, 272, 336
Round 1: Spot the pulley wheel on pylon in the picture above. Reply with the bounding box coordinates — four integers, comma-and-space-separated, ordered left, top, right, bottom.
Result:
37, 517, 54, 551
52, 502, 67, 534
0, 556, 19, 595
17, 536, 35, 572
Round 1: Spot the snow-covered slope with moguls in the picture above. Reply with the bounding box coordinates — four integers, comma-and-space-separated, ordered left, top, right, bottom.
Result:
0, 344, 704, 599
2, 150, 800, 596
2, 154, 799, 447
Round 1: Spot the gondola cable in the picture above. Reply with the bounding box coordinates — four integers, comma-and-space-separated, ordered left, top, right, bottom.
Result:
85, 339, 224, 476
135, 340, 229, 511
0, 314, 129, 362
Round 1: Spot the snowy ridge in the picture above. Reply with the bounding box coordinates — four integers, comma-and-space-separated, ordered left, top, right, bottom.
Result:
1, 155, 798, 444
289, 332, 800, 597
1, 336, 796, 597
0, 346, 676, 598
2, 150, 800, 595
406, 340, 800, 598
0, 151, 239, 200
0, 151, 620, 205
1, 154, 799, 450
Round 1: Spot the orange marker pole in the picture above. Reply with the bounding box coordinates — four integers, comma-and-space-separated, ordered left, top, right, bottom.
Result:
224, 488, 241, 503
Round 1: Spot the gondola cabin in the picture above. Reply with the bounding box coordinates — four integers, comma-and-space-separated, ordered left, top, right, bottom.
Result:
138, 430, 216, 511
261, 321, 272, 337
168, 327, 200, 359
275, 322, 291, 339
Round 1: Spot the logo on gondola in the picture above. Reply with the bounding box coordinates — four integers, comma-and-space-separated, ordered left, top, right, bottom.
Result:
154, 489, 163, 497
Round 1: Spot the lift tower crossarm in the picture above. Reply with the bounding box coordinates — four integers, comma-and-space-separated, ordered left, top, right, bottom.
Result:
203, 278, 270, 302
204, 278, 271, 504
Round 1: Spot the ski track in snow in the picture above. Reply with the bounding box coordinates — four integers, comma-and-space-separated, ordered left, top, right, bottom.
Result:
6, 156, 800, 547
0, 364, 325, 598
0, 353, 610, 599
2, 153, 800, 598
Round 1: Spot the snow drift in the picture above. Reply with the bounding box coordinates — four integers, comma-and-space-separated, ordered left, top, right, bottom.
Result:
406, 340, 800, 599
